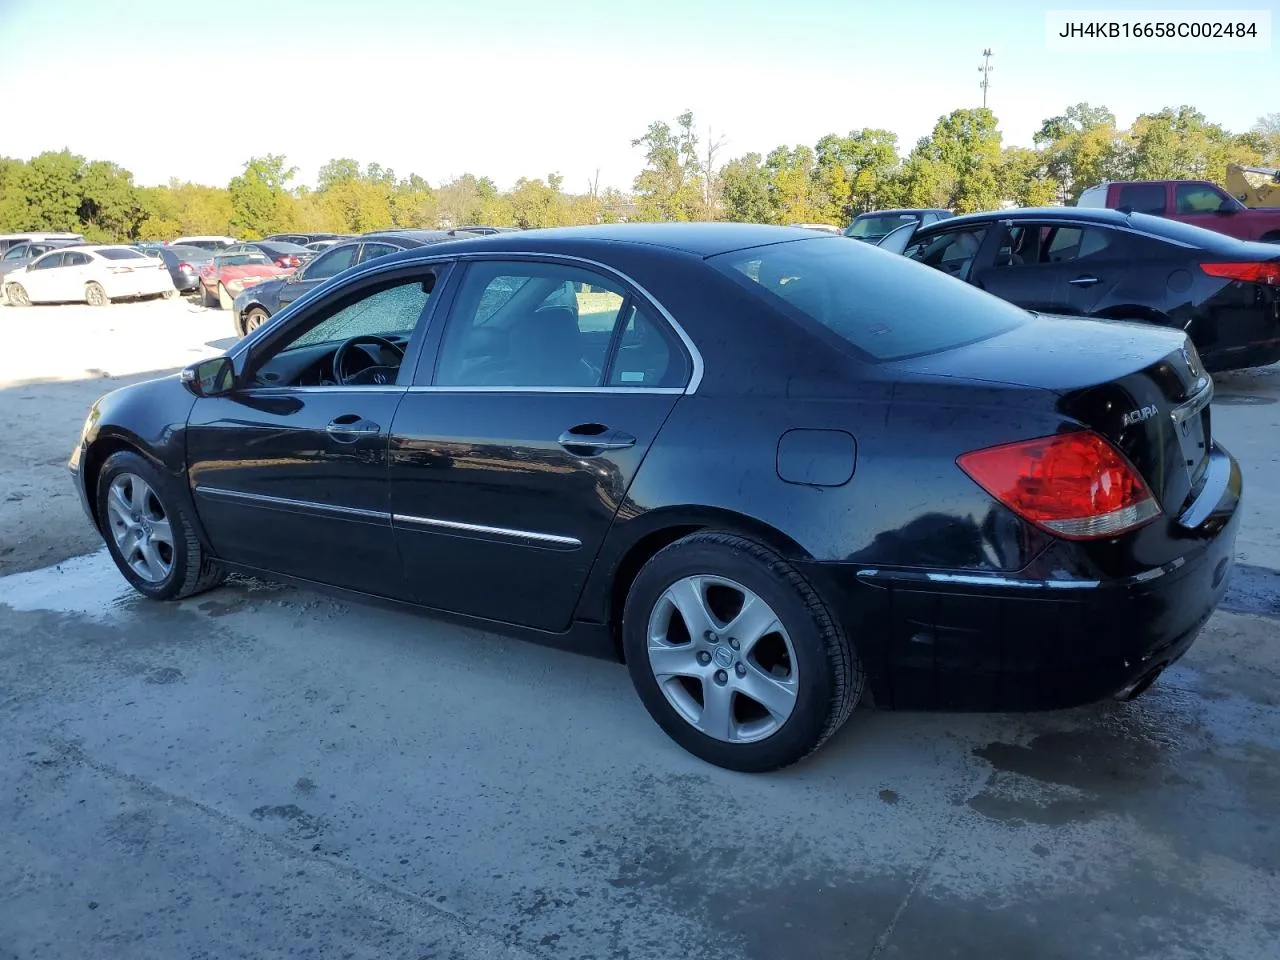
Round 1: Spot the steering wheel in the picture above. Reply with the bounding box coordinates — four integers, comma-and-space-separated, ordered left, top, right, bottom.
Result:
332, 335, 405, 386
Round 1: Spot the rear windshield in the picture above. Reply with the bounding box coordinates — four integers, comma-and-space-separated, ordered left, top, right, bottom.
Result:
218, 254, 271, 266
98, 248, 145, 260
845, 214, 919, 239
708, 237, 1028, 362
257, 241, 310, 254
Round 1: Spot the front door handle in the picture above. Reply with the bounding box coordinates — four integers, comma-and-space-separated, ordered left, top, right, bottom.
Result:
1068, 275, 1101, 286
557, 424, 637, 454
326, 415, 380, 441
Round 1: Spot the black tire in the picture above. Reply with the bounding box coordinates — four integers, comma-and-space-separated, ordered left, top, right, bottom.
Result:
5, 282, 30, 306
96, 450, 226, 601
200, 283, 214, 308
242, 307, 268, 335
217, 283, 233, 310
622, 531, 862, 772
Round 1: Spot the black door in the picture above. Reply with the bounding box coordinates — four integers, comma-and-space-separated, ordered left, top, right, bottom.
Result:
970, 222, 1132, 317
277, 242, 361, 311
388, 257, 693, 631
186, 263, 451, 596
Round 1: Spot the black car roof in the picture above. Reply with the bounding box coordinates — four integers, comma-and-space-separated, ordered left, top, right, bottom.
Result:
929, 207, 1147, 228
366, 223, 827, 260
855, 209, 950, 217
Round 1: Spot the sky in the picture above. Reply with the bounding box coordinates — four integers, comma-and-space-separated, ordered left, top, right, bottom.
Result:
0, 0, 1275, 193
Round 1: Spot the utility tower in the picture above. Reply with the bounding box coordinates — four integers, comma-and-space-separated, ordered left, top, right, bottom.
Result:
978, 48, 993, 108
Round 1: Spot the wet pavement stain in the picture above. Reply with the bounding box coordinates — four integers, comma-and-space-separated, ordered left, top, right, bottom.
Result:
1221, 563, 1280, 618
249, 804, 325, 840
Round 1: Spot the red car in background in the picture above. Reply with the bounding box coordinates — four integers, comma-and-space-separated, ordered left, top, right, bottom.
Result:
198, 250, 292, 309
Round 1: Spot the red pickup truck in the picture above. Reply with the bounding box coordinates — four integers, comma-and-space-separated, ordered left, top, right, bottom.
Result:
1077, 180, 1280, 243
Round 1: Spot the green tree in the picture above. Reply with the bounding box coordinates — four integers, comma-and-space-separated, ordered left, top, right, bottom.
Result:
998, 147, 1059, 207
911, 108, 1003, 212
719, 153, 772, 223
1034, 102, 1124, 202
78, 160, 144, 239
0, 149, 84, 232
1127, 106, 1255, 184
1254, 113, 1280, 164
812, 129, 901, 223
228, 154, 298, 238
765, 145, 823, 223
631, 111, 705, 220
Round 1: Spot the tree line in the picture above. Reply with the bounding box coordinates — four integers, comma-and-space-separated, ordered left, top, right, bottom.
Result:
0, 104, 1276, 242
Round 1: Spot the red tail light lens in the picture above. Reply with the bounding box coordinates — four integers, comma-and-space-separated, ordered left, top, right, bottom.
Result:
177, 261, 193, 272
957, 431, 1161, 540
1200, 261, 1280, 285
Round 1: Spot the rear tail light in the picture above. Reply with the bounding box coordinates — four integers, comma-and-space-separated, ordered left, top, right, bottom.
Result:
274, 255, 299, 268
957, 430, 1161, 540
177, 262, 193, 272
1200, 261, 1280, 285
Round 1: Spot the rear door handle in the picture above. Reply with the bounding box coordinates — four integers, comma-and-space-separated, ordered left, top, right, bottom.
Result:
1068, 275, 1101, 286
557, 424, 636, 454
326, 415, 380, 440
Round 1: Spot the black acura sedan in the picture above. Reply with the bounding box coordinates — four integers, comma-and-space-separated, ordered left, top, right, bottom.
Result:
69, 224, 1241, 771
878, 207, 1280, 372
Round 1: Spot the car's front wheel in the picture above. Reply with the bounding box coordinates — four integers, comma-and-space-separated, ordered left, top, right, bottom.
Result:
5, 282, 30, 306
96, 450, 226, 601
242, 307, 268, 335
622, 532, 863, 772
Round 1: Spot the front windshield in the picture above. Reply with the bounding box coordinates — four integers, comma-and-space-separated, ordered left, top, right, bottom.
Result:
845, 214, 919, 239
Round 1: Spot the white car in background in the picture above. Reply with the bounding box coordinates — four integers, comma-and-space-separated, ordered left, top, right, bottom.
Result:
2, 245, 176, 306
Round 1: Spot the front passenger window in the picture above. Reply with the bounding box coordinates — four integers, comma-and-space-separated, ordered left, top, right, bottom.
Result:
904, 228, 985, 280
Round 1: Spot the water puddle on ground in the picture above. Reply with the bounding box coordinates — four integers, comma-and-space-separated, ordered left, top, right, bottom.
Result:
0, 548, 141, 617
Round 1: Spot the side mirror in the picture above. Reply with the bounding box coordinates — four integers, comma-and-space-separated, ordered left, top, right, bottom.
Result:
181, 356, 235, 397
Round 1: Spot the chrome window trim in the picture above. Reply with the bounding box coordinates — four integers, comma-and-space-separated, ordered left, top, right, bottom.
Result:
393, 512, 581, 548
404, 385, 684, 395
194, 485, 580, 548
227, 250, 706, 395
194, 486, 390, 523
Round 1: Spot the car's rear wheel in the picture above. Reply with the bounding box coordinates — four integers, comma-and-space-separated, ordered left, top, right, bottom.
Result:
200, 283, 214, 308
85, 281, 109, 306
5, 282, 30, 306
217, 283, 233, 310
622, 531, 862, 772
242, 307, 268, 335
96, 450, 226, 601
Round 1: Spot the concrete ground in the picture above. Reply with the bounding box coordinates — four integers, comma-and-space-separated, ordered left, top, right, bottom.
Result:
1, 301, 1278, 959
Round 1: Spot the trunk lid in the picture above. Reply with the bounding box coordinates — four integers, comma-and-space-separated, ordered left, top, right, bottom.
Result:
896, 314, 1213, 516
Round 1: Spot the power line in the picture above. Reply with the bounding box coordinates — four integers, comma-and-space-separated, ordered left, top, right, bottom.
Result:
978, 48, 993, 109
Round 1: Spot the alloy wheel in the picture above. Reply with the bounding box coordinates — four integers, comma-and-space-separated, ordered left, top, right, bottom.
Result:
86, 282, 106, 306
105, 473, 175, 583
646, 575, 798, 743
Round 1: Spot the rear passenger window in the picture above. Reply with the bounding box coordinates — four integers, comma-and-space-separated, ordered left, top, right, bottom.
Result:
1045, 227, 1115, 262
433, 261, 688, 389
1116, 183, 1166, 215
607, 305, 676, 387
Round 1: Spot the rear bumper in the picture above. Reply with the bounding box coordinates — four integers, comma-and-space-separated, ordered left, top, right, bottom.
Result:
802, 447, 1242, 711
